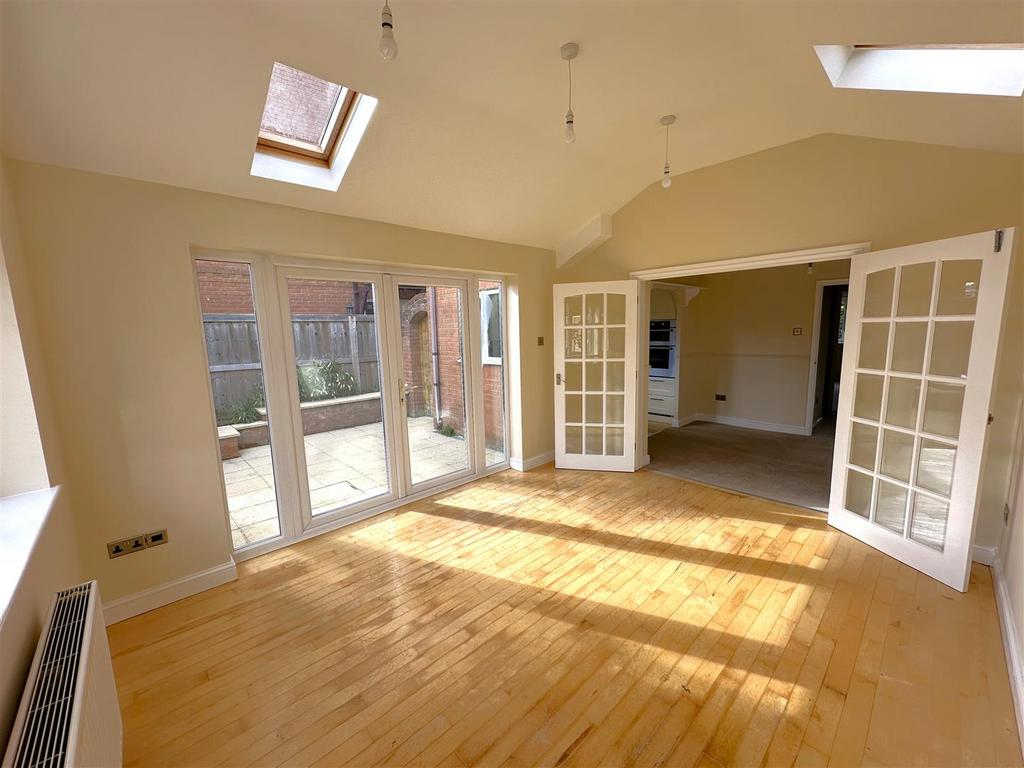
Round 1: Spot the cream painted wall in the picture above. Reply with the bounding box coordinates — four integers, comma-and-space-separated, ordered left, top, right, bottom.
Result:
4, 160, 554, 604
0, 240, 47, 496
671, 260, 851, 429
559, 133, 1022, 554
0, 164, 54, 495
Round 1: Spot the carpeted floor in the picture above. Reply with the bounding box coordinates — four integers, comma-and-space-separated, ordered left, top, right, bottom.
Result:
647, 419, 835, 511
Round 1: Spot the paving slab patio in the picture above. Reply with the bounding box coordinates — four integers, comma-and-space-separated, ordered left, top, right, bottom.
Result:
223, 416, 504, 548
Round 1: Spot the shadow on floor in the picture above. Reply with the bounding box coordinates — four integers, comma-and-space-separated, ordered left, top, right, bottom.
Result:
647, 419, 835, 512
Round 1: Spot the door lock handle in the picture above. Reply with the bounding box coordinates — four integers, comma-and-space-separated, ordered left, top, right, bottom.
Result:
556, 373, 562, 385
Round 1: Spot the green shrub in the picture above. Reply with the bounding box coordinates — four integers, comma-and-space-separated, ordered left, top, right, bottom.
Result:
296, 360, 356, 402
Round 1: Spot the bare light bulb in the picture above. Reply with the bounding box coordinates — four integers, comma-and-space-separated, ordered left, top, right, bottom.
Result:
379, 2, 398, 60
564, 110, 576, 144
661, 163, 672, 189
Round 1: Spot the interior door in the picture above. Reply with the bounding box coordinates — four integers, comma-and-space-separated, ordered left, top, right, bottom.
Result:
554, 280, 638, 471
829, 229, 1013, 591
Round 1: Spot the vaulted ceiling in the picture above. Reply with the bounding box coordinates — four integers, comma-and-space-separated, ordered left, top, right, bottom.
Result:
2, 1, 1020, 250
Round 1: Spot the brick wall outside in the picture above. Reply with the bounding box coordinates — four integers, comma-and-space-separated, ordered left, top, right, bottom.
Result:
196, 261, 370, 316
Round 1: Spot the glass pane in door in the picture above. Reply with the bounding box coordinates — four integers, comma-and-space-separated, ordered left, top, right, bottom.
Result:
479, 280, 507, 466
840, 258, 979, 553
286, 278, 389, 516
562, 291, 628, 457
398, 283, 469, 485
195, 260, 282, 550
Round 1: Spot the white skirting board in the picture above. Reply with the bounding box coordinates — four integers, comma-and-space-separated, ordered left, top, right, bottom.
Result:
972, 544, 997, 566
992, 556, 1024, 760
692, 413, 811, 436
102, 560, 237, 625
510, 451, 555, 472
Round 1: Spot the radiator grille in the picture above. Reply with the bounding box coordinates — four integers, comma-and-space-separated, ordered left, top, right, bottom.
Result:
10, 582, 92, 768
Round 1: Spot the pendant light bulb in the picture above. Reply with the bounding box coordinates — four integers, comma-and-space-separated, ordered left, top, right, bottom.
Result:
659, 114, 676, 190
379, 1, 398, 60
560, 43, 579, 144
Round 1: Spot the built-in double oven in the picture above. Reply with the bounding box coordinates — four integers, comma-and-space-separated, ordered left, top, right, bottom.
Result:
648, 319, 676, 377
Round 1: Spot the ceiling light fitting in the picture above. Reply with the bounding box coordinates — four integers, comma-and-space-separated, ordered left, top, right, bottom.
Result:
660, 114, 675, 189
379, 1, 398, 61
561, 42, 579, 144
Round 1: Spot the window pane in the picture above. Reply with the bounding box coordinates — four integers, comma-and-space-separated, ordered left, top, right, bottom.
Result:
849, 422, 878, 471
874, 481, 908, 535
564, 295, 583, 326
863, 268, 895, 318
885, 377, 920, 429
890, 322, 927, 373
564, 362, 582, 391
479, 281, 506, 466
606, 293, 626, 325
585, 294, 604, 325
846, 470, 873, 518
879, 429, 914, 483
260, 62, 343, 147
565, 394, 582, 424
917, 439, 956, 497
929, 321, 973, 379
910, 493, 948, 550
853, 373, 884, 422
606, 427, 625, 456
858, 322, 888, 370
196, 260, 282, 550
922, 382, 965, 439
896, 262, 934, 317
287, 278, 389, 516
398, 284, 469, 485
936, 259, 981, 315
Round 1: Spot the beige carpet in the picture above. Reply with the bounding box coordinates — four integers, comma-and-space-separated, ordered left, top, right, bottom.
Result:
647, 419, 834, 511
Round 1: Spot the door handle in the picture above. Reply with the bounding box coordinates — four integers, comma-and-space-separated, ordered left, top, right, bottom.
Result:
556, 373, 562, 385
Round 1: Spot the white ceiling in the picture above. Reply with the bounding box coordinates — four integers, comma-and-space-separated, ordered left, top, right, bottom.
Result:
2, 1, 1021, 251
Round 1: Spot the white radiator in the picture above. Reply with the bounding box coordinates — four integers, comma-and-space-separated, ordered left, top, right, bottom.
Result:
3, 581, 122, 768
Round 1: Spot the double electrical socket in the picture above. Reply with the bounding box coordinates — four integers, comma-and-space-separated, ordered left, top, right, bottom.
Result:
107, 529, 169, 559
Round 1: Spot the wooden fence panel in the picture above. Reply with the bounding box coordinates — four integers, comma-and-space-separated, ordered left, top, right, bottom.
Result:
203, 314, 380, 417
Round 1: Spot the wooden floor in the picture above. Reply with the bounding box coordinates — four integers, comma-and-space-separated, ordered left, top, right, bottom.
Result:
108, 467, 1023, 767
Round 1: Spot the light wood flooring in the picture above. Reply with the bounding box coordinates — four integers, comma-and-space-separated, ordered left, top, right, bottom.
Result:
108, 467, 1023, 767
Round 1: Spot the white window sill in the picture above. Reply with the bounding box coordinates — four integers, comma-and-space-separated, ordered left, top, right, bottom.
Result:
482, 358, 503, 367
0, 487, 59, 624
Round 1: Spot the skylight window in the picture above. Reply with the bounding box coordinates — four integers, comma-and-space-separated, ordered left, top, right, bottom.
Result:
814, 45, 1024, 97
251, 62, 378, 190
258, 63, 352, 161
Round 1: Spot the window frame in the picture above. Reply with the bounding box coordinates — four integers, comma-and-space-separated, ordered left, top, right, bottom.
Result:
256, 79, 359, 165
479, 287, 503, 366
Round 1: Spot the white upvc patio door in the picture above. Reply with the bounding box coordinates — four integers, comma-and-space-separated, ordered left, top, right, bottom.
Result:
275, 265, 402, 532
829, 229, 1013, 592
553, 280, 639, 471
383, 274, 478, 495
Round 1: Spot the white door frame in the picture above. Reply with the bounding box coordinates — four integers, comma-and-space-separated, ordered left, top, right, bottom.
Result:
383, 272, 478, 496
274, 265, 403, 533
805, 278, 850, 432
189, 249, 513, 562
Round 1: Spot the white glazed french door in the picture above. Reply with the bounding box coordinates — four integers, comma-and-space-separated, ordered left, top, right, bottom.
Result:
829, 229, 1013, 591
554, 281, 638, 471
